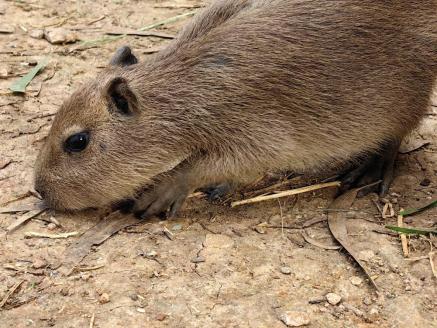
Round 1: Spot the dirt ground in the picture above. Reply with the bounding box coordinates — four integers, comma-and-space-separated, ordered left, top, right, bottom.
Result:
1, 1, 436, 327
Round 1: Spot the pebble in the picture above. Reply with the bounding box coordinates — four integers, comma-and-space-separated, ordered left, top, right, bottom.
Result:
145, 250, 157, 259
47, 223, 57, 231
279, 311, 310, 327
32, 258, 47, 269
155, 313, 167, 321
136, 307, 145, 313
130, 293, 139, 301
308, 296, 325, 304
363, 297, 373, 305
44, 28, 78, 44
280, 266, 292, 275
29, 29, 44, 39
350, 276, 362, 286
99, 293, 110, 304
60, 287, 69, 296
326, 293, 342, 305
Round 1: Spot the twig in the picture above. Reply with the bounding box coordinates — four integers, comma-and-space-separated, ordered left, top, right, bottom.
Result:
76, 264, 106, 272
429, 252, 437, 278
77, 11, 196, 49
0, 280, 24, 308
398, 211, 409, 257
231, 181, 340, 207
87, 15, 106, 25
24, 231, 80, 239
89, 312, 95, 328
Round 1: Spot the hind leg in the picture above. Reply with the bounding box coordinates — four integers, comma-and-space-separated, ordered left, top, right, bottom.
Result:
339, 139, 400, 196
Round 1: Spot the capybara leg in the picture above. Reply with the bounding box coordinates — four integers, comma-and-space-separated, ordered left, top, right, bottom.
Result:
339, 139, 400, 197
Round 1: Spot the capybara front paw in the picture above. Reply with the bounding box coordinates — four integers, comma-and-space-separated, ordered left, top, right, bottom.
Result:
133, 180, 190, 219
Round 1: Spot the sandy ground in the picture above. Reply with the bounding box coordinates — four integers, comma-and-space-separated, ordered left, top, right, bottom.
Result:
0, 1, 436, 327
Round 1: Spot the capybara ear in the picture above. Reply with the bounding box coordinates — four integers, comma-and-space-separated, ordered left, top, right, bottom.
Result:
109, 46, 138, 67
105, 77, 138, 116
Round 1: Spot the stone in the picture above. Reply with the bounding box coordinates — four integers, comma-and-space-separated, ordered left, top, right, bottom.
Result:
350, 276, 362, 286
29, 29, 44, 39
279, 311, 310, 327
44, 28, 78, 44
280, 266, 292, 275
99, 293, 110, 304
326, 293, 342, 305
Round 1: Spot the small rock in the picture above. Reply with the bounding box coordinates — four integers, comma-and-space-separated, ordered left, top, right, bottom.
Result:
350, 276, 362, 286
155, 313, 167, 321
32, 258, 47, 269
369, 307, 379, 315
254, 226, 266, 234
130, 293, 139, 301
279, 311, 310, 327
144, 250, 157, 259
308, 296, 325, 304
136, 307, 145, 313
0, 26, 14, 34
363, 297, 373, 305
29, 29, 44, 39
326, 293, 342, 305
171, 224, 182, 231
44, 28, 78, 44
191, 256, 205, 263
419, 178, 431, 187
47, 223, 57, 231
60, 287, 69, 296
280, 266, 292, 275
99, 293, 110, 304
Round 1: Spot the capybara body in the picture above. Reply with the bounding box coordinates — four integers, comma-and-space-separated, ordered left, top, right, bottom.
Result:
35, 0, 437, 213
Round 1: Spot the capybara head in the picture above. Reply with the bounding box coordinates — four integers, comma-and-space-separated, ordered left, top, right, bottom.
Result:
34, 47, 186, 211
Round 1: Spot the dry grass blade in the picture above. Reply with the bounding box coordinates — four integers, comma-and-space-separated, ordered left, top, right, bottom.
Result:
327, 188, 379, 290
78, 11, 196, 49
429, 252, 437, 278
6, 208, 46, 233
0, 280, 24, 308
10, 58, 49, 93
231, 181, 340, 207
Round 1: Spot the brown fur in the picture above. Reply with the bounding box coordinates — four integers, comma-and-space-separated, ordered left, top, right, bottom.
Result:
35, 0, 437, 211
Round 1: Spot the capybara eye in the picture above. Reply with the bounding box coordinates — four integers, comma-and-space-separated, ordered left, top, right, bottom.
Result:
64, 132, 90, 153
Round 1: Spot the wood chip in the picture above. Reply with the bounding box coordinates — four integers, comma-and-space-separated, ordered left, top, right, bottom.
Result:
231, 181, 340, 207
0, 280, 24, 308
